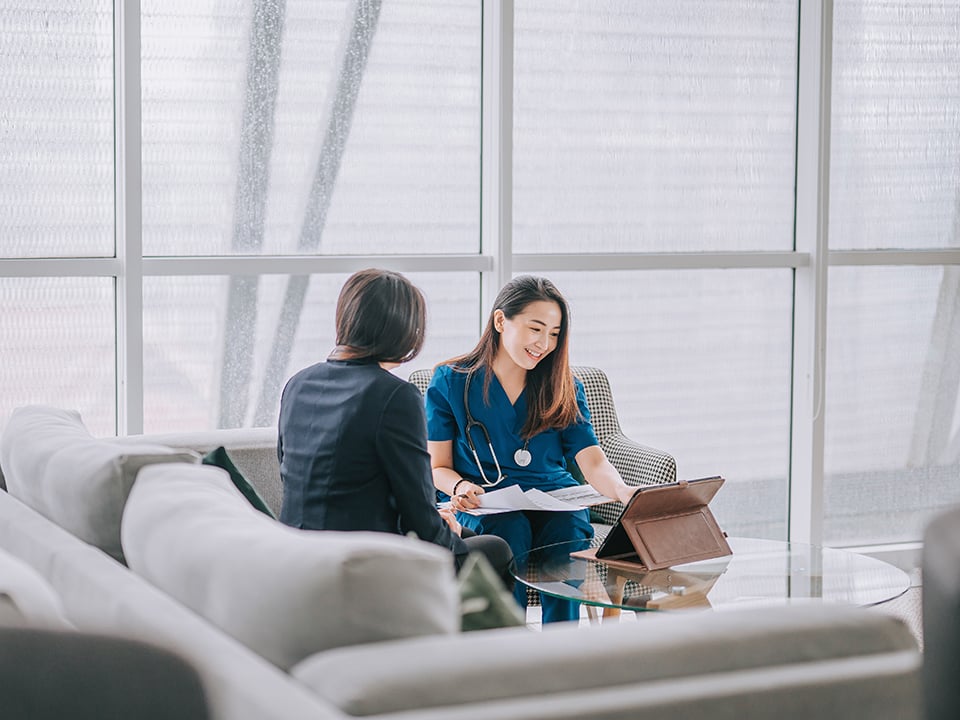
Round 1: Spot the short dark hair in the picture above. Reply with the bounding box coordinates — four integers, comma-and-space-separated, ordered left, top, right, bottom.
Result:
334, 269, 426, 363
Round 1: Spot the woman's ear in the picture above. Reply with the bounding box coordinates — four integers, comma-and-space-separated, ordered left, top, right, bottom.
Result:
493, 309, 505, 333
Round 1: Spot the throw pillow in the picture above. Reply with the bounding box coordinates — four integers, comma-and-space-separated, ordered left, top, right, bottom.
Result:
121, 462, 459, 670
0, 547, 73, 630
457, 552, 525, 632
0, 406, 198, 561
201, 446, 276, 519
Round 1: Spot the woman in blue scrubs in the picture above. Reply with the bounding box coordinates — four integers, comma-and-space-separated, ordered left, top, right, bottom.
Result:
426, 275, 639, 623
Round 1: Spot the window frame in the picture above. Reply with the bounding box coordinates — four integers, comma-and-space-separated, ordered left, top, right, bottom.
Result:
1, 0, 959, 559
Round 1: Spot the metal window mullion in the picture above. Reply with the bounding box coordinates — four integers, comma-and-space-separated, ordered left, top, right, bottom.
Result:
480, 0, 513, 316
115, 0, 143, 436
513, 251, 809, 272
0, 258, 122, 277
790, 0, 833, 546
142, 254, 493, 276
830, 248, 960, 266
141, 251, 815, 277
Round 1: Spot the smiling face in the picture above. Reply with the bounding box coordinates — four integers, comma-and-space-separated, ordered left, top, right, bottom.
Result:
493, 300, 563, 373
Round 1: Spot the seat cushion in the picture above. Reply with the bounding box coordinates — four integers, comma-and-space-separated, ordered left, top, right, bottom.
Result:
292, 604, 919, 717
0, 406, 197, 561
121, 462, 459, 670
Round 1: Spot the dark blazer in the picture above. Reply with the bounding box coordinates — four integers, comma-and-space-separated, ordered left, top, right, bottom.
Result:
277, 358, 467, 555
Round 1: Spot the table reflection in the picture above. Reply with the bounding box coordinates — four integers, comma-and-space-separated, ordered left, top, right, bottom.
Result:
515, 537, 911, 612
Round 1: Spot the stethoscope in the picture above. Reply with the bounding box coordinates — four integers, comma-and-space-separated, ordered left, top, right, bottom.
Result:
463, 370, 532, 487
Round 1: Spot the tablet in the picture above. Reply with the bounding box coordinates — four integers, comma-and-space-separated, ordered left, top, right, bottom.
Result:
573, 476, 731, 570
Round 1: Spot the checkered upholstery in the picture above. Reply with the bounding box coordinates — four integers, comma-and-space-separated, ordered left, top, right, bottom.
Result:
409, 366, 677, 608
407, 368, 435, 397
569, 367, 677, 525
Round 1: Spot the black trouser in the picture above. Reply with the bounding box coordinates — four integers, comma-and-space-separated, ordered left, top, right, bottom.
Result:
456, 530, 516, 591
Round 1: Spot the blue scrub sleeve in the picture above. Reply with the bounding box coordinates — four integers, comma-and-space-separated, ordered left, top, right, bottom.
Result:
425, 365, 458, 442
560, 379, 600, 458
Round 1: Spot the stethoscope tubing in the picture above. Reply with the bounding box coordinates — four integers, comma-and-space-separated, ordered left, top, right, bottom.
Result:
462, 369, 529, 487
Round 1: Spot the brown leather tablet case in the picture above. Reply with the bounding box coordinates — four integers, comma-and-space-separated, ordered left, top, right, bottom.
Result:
572, 476, 731, 570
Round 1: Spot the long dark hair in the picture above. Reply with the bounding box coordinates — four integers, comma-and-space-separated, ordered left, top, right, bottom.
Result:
331, 269, 425, 363
443, 275, 579, 438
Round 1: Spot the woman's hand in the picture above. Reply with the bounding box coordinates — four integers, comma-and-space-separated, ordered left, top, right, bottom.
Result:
429, 440, 485, 512
450, 481, 484, 511
438, 507, 462, 536
575, 445, 638, 505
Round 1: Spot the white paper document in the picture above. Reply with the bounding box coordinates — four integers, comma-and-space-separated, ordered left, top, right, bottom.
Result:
456, 484, 613, 516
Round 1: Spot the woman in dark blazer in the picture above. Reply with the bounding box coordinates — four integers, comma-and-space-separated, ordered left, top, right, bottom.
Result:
277, 268, 513, 583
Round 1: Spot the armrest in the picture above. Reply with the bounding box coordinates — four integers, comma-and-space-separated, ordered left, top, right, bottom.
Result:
591, 433, 677, 525
291, 605, 918, 718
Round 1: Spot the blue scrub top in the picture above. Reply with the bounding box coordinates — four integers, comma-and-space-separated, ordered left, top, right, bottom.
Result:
425, 364, 598, 497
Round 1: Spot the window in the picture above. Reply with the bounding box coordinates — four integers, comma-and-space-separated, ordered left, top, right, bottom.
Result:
514, 0, 798, 253
0, 2, 113, 258
514, 0, 799, 537
141, 0, 481, 256
0, 2, 115, 436
540, 269, 793, 538
831, 0, 960, 251
0, 278, 115, 436
142, 272, 480, 432
825, 267, 960, 544
824, 0, 960, 543
2, 0, 958, 551
139, 0, 482, 427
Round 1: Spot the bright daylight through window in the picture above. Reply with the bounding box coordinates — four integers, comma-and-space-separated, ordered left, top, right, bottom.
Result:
0, 0, 958, 549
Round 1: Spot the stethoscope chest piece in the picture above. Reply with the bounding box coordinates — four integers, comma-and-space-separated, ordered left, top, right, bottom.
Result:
514, 447, 532, 467
463, 368, 536, 483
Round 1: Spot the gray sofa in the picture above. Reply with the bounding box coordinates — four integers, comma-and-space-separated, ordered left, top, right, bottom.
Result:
0, 626, 210, 720
922, 505, 960, 720
0, 407, 924, 720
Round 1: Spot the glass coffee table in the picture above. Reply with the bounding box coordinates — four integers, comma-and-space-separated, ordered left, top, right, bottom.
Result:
512, 537, 911, 615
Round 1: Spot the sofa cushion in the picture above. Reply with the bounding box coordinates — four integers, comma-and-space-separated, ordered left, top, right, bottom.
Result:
113, 427, 281, 516
0, 546, 72, 630
0, 490, 328, 720
0, 406, 198, 561
291, 604, 919, 716
121, 463, 459, 670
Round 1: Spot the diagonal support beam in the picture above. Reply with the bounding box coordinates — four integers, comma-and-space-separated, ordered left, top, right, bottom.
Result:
908, 209, 960, 467
218, 0, 287, 428
253, 0, 383, 426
